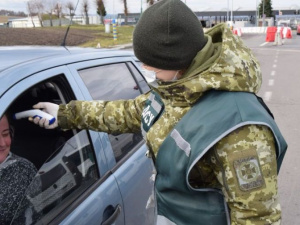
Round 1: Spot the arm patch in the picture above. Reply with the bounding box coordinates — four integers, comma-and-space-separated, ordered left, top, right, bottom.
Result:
234, 155, 264, 191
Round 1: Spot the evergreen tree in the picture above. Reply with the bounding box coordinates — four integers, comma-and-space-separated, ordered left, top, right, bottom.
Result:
258, 0, 273, 18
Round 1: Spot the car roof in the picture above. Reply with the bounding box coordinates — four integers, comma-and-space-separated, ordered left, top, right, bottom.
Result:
0, 46, 136, 97
0, 46, 134, 71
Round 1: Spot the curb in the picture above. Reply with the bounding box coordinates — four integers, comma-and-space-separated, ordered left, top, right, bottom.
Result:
113, 43, 133, 50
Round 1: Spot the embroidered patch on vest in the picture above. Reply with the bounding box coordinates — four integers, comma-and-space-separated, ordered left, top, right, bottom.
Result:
233, 155, 264, 191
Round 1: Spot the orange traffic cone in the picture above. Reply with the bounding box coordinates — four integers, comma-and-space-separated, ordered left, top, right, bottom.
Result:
286, 28, 292, 39
265, 27, 277, 42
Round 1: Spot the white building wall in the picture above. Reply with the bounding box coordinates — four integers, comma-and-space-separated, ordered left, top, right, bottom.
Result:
9, 16, 41, 28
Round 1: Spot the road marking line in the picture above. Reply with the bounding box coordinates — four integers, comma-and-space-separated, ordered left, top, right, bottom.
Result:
264, 92, 272, 102
274, 59, 278, 63
273, 64, 277, 68
271, 71, 276, 76
260, 42, 269, 46
268, 79, 274, 86
251, 48, 300, 53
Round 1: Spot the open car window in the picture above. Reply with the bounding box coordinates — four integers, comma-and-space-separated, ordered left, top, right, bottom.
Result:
9, 76, 100, 224
12, 130, 97, 224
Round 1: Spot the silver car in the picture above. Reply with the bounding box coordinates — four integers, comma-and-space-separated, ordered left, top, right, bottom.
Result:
0, 46, 156, 225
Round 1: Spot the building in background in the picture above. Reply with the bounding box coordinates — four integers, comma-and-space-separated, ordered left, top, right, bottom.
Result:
2, 6, 299, 29
7, 16, 41, 28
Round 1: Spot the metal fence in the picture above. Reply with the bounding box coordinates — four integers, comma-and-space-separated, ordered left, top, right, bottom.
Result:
42, 18, 74, 27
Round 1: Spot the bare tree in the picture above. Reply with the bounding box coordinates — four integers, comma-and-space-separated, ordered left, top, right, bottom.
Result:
54, 2, 63, 26
122, 0, 128, 25
33, 0, 45, 27
44, 0, 56, 26
27, 0, 45, 27
65, 1, 75, 17
82, 0, 89, 25
95, 0, 106, 24
27, 1, 36, 27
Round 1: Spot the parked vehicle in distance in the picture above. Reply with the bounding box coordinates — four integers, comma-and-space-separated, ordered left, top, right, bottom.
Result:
277, 20, 289, 28
0, 46, 156, 225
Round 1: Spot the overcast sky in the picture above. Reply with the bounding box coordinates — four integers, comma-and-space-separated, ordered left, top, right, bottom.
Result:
1, 0, 300, 15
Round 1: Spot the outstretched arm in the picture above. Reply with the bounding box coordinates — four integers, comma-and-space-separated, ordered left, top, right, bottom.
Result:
31, 93, 149, 133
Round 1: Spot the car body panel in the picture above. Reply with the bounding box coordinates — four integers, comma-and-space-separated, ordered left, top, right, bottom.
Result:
0, 66, 74, 114
57, 175, 125, 225
61, 144, 156, 225
113, 144, 157, 225
0, 47, 134, 97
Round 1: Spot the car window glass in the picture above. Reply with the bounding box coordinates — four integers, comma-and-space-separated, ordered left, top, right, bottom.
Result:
127, 62, 150, 93
78, 63, 143, 163
13, 130, 98, 223
12, 130, 98, 224
9, 78, 99, 224
79, 63, 139, 100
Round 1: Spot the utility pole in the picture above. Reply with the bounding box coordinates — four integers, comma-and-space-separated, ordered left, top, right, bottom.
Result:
227, 0, 229, 21
256, 0, 258, 26
141, 0, 143, 14
231, 0, 233, 22
262, 0, 265, 27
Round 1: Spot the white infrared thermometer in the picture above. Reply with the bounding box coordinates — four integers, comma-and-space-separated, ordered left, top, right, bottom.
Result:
14, 109, 56, 125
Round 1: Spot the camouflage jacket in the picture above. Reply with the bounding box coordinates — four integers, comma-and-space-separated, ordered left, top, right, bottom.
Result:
58, 23, 281, 224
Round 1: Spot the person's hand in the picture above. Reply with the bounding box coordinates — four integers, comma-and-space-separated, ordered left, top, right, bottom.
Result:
30, 102, 59, 129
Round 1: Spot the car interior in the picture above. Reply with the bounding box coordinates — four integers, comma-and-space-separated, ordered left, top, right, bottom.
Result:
6, 76, 99, 223
9, 77, 72, 170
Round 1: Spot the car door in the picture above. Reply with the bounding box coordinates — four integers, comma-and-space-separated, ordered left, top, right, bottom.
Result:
65, 57, 156, 225
2, 66, 125, 225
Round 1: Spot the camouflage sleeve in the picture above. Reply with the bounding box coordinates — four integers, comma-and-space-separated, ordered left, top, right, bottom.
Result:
212, 124, 281, 225
57, 93, 149, 134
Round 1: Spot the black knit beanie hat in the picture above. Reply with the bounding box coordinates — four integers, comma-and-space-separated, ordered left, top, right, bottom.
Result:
133, 0, 207, 70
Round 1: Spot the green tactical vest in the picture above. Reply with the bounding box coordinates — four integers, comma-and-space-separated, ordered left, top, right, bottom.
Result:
144, 90, 287, 225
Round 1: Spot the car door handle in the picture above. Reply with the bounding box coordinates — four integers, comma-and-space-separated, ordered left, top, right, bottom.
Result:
101, 204, 122, 225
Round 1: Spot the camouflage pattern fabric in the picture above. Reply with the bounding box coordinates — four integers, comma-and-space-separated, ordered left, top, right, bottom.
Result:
190, 125, 281, 224
58, 98, 147, 134
58, 23, 280, 224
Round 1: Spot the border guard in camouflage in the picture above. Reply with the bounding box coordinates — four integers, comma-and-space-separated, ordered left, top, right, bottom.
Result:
32, 0, 288, 224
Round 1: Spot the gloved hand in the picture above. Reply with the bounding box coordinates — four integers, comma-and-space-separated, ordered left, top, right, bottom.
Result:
30, 102, 59, 129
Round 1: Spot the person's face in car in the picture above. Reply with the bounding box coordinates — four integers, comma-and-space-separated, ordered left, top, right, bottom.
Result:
0, 115, 11, 163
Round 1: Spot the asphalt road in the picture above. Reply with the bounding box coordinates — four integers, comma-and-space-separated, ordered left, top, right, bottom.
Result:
242, 32, 300, 225
125, 31, 300, 224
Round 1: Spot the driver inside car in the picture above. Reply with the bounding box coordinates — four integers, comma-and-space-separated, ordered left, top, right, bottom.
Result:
0, 113, 37, 225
